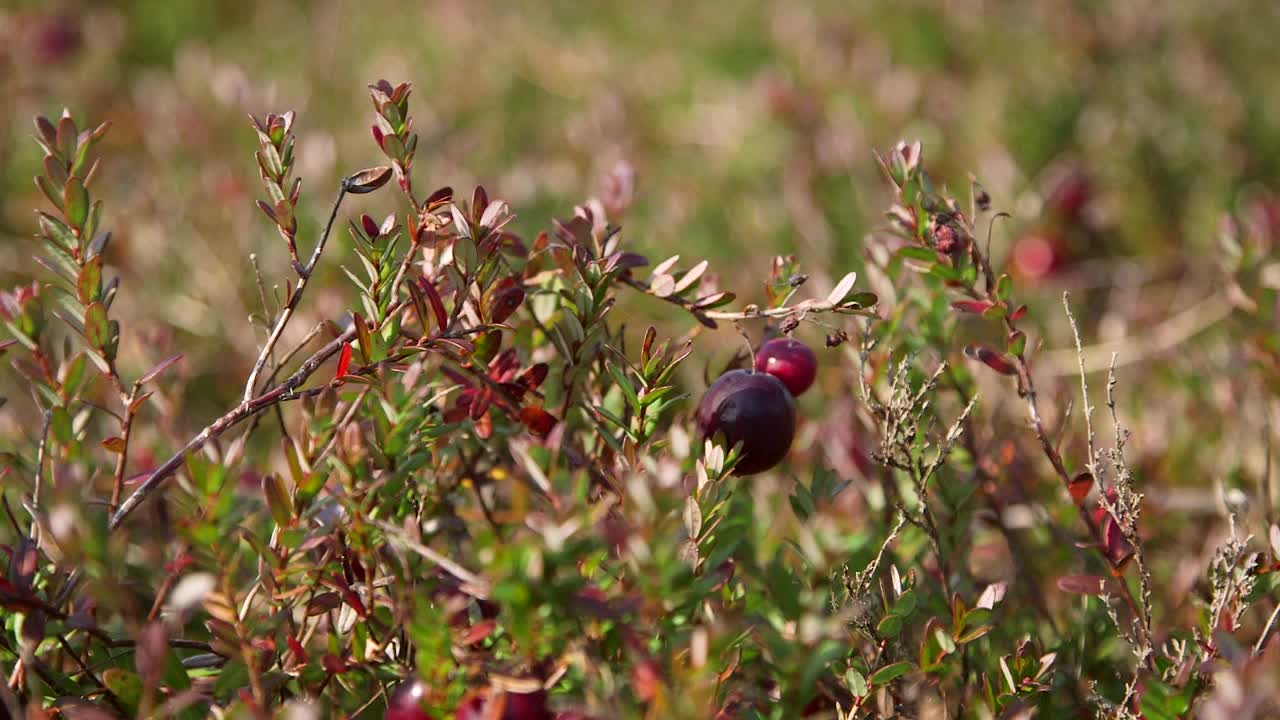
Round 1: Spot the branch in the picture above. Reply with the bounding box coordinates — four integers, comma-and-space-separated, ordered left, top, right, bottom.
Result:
242, 181, 349, 402
620, 275, 875, 329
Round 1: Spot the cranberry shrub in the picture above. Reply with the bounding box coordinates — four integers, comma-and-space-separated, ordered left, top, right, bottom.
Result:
1, 83, 1278, 719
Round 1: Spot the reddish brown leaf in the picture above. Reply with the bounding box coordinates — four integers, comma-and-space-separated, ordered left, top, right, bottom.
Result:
520, 406, 558, 437
964, 344, 1018, 376
488, 282, 525, 325
344, 166, 392, 195
419, 277, 449, 332
461, 619, 497, 645
951, 300, 995, 314
306, 592, 341, 616
138, 353, 183, 386
425, 186, 454, 210
470, 387, 493, 420
518, 363, 549, 392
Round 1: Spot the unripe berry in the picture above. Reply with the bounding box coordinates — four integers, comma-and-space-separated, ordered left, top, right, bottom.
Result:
697, 370, 797, 475
755, 337, 817, 396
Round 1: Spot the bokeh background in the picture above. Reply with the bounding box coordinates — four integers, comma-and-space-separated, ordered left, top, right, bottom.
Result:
3, 0, 1280, 434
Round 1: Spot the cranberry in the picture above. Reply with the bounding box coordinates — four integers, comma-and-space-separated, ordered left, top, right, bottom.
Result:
755, 337, 817, 396
456, 687, 553, 720
386, 679, 433, 720
1012, 232, 1064, 281
697, 370, 797, 475
501, 689, 553, 720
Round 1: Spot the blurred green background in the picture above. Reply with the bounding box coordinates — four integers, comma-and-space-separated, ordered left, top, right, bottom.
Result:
3, 0, 1280, 417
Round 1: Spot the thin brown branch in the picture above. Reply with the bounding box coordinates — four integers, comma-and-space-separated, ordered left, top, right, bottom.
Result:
243, 181, 350, 402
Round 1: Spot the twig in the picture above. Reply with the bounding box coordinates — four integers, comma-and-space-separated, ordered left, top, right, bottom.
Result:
376, 520, 490, 598
1255, 600, 1280, 656
1063, 292, 1098, 480
110, 382, 142, 513
243, 181, 350, 402
32, 409, 52, 512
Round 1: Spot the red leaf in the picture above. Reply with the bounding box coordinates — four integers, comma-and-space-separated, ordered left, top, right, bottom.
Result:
1056, 575, 1105, 595
1009, 304, 1029, 321
287, 632, 309, 665
461, 619, 497, 646
518, 363, 549, 392
470, 387, 493, 420
951, 300, 994, 314
520, 406, 558, 437
964, 344, 1018, 376
335, 342, 353, 379
1069, 472, 1093, 504
419, 277, 449, 332
138, 353, 183, 386
489, 349, 521, 382
488, 283, 525, 325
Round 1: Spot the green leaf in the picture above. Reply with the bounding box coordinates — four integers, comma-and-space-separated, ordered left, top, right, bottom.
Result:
868, 661, 914, 686
63, 176, 89, 229
102, 668, 143, 715
893, 589, 917, 616
845, 668, 869, 698
77, 255, 103, 305
609, 362, 641, 410
50, 406, 73, 445
996, 273, 1013, 300
896, 246, 937, 263
955, 625, 993, 644
83, 302, 109, 349
877, 613, 904, 638
262, 473, 295, 527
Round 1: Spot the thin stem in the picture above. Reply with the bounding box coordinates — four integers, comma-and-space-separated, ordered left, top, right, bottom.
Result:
243, 182, 349, 402
1063, 292, 1098, 480
32, 409, 52, 513
109, 383, 142, 513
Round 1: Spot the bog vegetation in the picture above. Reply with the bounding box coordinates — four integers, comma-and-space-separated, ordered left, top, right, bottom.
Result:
2, 4, 1280, 719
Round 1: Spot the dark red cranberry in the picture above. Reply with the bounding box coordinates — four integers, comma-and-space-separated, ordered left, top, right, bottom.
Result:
755, 337, 817, 396
696, 370, 797, 475
456, 687, 552, 720
500, 689, 553, 720
1045, 170, 1092, 222
386, 679, 433, 720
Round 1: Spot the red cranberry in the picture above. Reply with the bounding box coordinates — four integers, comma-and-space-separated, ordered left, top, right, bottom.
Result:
1011, 232, 1064, 281
386, 679, 433, 720
501, 689, 553, 720
697, 370, 797, 475
455, 692, 489, 720
456, 687, 552, 720
755, 337, 817, 396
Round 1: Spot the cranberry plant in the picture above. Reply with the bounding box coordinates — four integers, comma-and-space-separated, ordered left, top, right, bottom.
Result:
1, 81, 1278, 720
